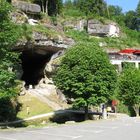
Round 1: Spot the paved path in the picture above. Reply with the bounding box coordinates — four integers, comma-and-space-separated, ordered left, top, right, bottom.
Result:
0, 110, 102, 125
0, 117, 140, 140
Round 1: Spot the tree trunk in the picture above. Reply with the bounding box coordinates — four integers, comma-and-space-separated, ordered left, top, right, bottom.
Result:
45, 0, 48, 14
84, 104, 89, 120
41, 0, 45, 13
133, 105, 139, 117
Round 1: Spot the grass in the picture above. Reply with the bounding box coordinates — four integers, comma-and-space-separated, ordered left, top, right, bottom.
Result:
33, 25, 59, 39
65, 27, 140, 50
20, 23, 61, 42
17, 94, 53, 119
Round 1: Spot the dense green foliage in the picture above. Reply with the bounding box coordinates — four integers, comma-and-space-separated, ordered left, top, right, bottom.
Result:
2, 0, 140, 120
124, 11, 136, 30
101, 27, 140, 49
48, 0, 62, 16
0, 0, 21, 121
136, 0, 140, 17
33, 0, 48, 13
75, 0, 107, 16
63, 0, 107, 17
63, 0, 140, 32
119, 67, 140, 116
54, 37, 117, 119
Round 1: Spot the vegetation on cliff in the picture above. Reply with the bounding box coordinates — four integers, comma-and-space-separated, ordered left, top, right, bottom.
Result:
0, 0, 22, 121
119, 67, 140, 117
1, 0, 140, 123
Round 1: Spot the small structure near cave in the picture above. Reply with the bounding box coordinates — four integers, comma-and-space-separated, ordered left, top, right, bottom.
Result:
108, 48, 140, 72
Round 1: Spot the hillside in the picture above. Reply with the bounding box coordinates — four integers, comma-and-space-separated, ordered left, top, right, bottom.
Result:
17, 93, 53, 119
9, 0, 140, 115
1, 0, 140, 123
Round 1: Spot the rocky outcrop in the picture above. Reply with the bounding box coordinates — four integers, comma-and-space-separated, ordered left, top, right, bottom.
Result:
14, 27, 74, 88
88, 19, 120, 37
11, 10, 28, 24
63, 19, 120, 37
14, 31, 75, 55
12, 1, 41, 14
44, 51, 64, 77
63, 19, 86, 31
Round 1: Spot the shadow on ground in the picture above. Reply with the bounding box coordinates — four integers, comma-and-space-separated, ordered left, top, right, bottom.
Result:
49, 109, 102, 124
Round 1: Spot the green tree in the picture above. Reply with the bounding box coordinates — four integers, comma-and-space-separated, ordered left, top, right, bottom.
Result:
136, 0, 140, 17
64, 0, 73, 8
135, 0, 140, 30
63, 0, 85, 17
54, 44, 117, 120
48, 0, 62, 16
57, 0, 63, 14
119, 67, 140, 117
33, 0, 62, 15
75, 0, 107, 16
108, 5, 122, 19
0, 0, 21, 121
105, 5, 125, 26
33, 0, 48, 13
124, 11, 136, 30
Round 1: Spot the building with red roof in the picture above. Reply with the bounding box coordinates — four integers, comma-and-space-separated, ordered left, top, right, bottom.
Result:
108, 48, 140, 72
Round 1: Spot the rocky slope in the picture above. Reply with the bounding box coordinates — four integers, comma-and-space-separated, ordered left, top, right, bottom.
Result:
11, 0, 121, 111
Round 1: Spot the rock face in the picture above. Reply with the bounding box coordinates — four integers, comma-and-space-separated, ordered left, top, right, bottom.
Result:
88, 19, 120, 37
11, 5, 75, 87
14, 29, 74, 87
15, 31, 75, 55
64, 19, 86, 31
11, 10, 28, 24
12, 1, 41, 14
63, 19, 120, 37
44, 51, 64, 77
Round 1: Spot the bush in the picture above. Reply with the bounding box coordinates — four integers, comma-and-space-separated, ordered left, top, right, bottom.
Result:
117, 102, 136, 116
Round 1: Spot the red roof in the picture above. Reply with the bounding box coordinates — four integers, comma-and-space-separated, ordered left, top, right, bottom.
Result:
133, 50, 140, 54
119, 49, 136, 54
119, 49, 140, 54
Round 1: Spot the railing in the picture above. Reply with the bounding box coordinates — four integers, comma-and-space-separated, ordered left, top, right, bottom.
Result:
109, 56, 140, 61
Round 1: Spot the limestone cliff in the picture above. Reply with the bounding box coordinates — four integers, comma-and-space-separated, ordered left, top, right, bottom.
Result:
11, 0, 120, 97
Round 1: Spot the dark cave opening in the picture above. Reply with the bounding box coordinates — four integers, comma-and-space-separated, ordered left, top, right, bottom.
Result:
21, 51, 52, 87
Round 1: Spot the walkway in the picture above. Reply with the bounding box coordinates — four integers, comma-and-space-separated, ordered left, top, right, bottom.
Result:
0, 116, 140, 140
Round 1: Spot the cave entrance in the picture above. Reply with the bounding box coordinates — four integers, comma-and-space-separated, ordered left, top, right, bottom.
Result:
21, 51, 52, 87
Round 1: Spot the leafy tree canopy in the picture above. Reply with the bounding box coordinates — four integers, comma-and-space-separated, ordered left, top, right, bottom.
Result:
136, 0, 140, 17
64, 0, 107, 17
119, 67, 140, 116
54, 42, 117, 119
108, 5, 123, 19
0, 0, 21, 121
